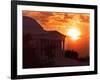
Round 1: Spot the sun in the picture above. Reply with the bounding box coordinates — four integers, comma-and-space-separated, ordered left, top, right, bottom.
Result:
67, 28, 81, 40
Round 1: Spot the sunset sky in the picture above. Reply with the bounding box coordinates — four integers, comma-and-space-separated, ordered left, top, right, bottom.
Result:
23, 11, 90, 58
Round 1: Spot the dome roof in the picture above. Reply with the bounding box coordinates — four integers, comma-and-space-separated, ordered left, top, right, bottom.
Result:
23, 16, 44, 34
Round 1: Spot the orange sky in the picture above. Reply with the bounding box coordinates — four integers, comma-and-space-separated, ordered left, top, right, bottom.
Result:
23, 11, 90, 58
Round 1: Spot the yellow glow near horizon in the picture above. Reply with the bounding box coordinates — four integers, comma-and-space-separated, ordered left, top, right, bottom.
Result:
67, 28, 81, 40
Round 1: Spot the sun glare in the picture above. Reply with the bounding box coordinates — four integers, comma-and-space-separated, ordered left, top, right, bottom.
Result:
67, 28, 81, 40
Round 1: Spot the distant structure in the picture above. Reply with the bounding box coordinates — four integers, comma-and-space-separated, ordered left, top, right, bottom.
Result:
23, 16, 65, 68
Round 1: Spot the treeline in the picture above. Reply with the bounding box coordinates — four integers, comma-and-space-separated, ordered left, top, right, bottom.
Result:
64, 50, 89, 62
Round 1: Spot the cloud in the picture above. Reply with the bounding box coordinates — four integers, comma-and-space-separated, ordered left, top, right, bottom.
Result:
22, 11, 89, 36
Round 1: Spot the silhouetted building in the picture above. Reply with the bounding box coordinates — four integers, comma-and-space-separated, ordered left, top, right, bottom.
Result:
23, 16, 65, 68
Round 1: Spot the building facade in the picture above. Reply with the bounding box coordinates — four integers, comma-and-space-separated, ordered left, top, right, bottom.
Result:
23, 16, 65, 68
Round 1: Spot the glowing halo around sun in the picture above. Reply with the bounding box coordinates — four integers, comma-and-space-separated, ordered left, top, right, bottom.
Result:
67, 28, 81, 40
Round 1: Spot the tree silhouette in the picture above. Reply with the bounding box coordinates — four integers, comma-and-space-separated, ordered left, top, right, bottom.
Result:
64, 50, 79, 59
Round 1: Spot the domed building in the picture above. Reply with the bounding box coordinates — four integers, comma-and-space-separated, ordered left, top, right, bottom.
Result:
23, 16, 65, 68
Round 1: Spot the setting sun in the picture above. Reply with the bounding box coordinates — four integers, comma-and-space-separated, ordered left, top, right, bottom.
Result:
67, 28, 81, 40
